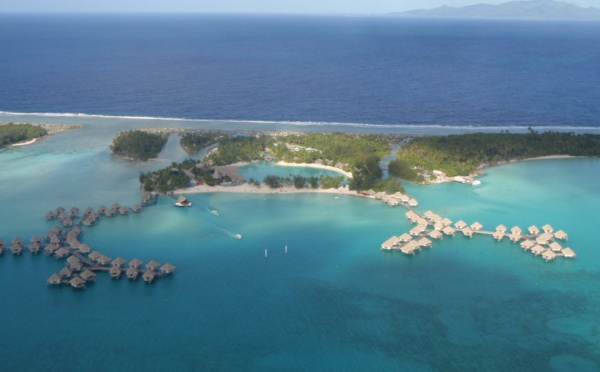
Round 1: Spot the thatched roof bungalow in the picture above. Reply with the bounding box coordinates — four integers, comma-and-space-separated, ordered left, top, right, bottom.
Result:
531, 245, 546, 256
454, 220, 467, 230
98, 205, 107, 214
441, 218, 452, 227
542, 224, 554, 233
132, 204, 143, 213
462, 227, 474, 238
11, 237, 23, 245
528, 225, 540, 235
119, 206, 130, 215
562, 248, 576, 258
160, 263, 176, 274
398, 233, 413, 243
67, 256, 81, 266
381, 236, 400, 250
61, 218, 74, 227
47, 273, 62, 285
428, 230, 443, 240
59, 267, 73, 278
495, 224, 507, 234
408, 198, 419, 207
142, 270, 156, 283
44, 244, 58, 254
80, 269, 96, 282
554, 230, 568, 240
69, 207, 79, 217
84, 207, 95, 216
79, 244, 91, 254
88, 251, 101, 261
508, 233, 522, 243
417, 237, 432, 248
129, 258, 144, 269
510, 226, 522, 235
146, 260, 161, 271
54, 247, 69, 259
442, 226, 456, 236
69, 276, 86, 289
112, 257, 127, 267
410, 225, 428, 236
492, 231, 504, 241
10, 244, 22, 255
30, 236, 43, 244
549, 242, 563, 252
70, 261, 83, 272
97, 255, 112, 266
29, 243, 41, 254
55, 206, 65, 215
126, 267, 138, 280
109, 266, 122, 279
536, 232, 554, 245
470, 222, 483, 231
433, 221, 444, 231
45, 211, 56, 220
542, 249, 557, 261
111, 203, 121, 210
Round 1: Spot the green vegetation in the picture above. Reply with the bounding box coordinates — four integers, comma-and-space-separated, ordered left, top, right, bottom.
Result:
0, 123, 47, 147
396, 131, 600, 177
139, 159, 216, 193
319, 175, 343, 189
388, 159, 424, 183
110, 130, 168, 161
180, 132, 223, 153
262, 174, 321, 189
206, 135, 272, 165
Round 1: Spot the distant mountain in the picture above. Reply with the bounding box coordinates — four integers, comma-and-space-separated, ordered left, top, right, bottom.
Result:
389, 0, 600, 21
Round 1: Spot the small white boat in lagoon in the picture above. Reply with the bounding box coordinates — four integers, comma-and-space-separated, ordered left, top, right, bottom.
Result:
235, 234, 242, 239
210, 209, 220, 216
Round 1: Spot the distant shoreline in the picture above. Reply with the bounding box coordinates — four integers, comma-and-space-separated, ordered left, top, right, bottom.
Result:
6, 123, 83, 147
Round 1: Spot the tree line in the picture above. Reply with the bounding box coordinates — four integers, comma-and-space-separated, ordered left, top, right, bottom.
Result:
110, 130, 168, 161
0, 123, 47, 147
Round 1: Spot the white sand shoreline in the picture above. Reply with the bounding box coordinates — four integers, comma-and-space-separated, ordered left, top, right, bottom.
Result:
174, 183, 360, 197
275, 161, 353, 178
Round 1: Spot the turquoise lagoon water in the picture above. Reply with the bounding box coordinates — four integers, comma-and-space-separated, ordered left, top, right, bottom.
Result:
1, 115, 600, 371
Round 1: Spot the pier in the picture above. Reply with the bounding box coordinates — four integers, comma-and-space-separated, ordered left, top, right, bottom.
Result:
0, 192, 176, 291
380, 195, 576, 263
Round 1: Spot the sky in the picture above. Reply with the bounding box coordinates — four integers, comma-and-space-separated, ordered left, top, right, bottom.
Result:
1, 0, 600, 14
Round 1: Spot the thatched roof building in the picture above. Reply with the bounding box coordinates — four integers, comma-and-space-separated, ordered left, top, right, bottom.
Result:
562, 248, 576, 258
146, 260, 161, 271
531, 245, 546, 256
160, 263, 176, 274
79, 244, 91, 254
69, 276, 86, 289
69, 207, 79, 217
470, 222, 483, 231
528, 225, 540, 235
442, 226, 456, 236
417, 237, 432, 248
30, 235, 43, 244
542, 249, 557, 261
549, 242, 563, 252
88, 251, 101, 261
454, 220, 467, 230
536, 232, 554, 245
129, 258, 144, 269
55, 206, 65, 214
61, 218, 74, 227
142, 270, 156, 283
554, 230, 568, 240
132, 204, 143, 213
510, 226, 522, 235
111, 203, 121, 210
112, 257, 127, 267
428, 230, 443, 240
109, 266, 122, 279
98, 205, 107, 214
45, 211, 56, 220
492, 231, 504, 241
29, 243, 41, 254
67, 256, 81, 266
11, 237, 23, 245
70, 262, 83, 272
44, 244, 58, 254
461, 227, 474, 238
495, 224, 507, 233
59, 267, 73, 278
80, 269, 96, 282
542, 224, 554, 233
10, 244, 22, 255
48, 273, 62, 285
54, 247, 69, 258
126, 267, 138, 280
119, 206, 130, 215
381, 236, 400, 250
97, 255, 112, 266
408, 198, 418, 207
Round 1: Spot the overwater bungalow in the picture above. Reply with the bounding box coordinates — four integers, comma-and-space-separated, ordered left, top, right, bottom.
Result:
554, 230, 568, 240
454, 220, 467, 230
111, 203, 121, 210
67, 256, 81, 266
408, 198, 419, 207
118, 206, 130, 215
10, 244, 23, 255
429, 230, 443, 240
69, 207, 79, 217
55, 206, 65, 215
410, 225, 428, 236
45, 231, 57, 241
492, 231, 504, 241
510, 226, 522, 235
79, 244, 92, 254
49, 235, 61, 246
59, 267, 73, 278
70, 226, 82, 236
132, 204, 143, 213
387, 198, 400, 206
442, 226, 456, 236
405, 211, 419, 222
536, 232, 554, 245
542, 224, 554, 233
143, 270, 157, 283
415, 218, 429, 226
495, 224, 507, 234
98, 205, 107, 214
126, 267, 139, 280
423, 211, 435, 220
129, 258, 144, 269
83, 207, 94, 216
30, 236, 43, 244
44, 244, 58, 254
508, 233, 522, 243
82, 217, 95, 226
462, 227, 474, 238
400, 194, 410, 203
160, 263, 176, 274
441, 218, 453, 227
395, 233, 409, 243
67, 237, 81, 249
69, 276, 86, 289
54, 247, 69, 259
528, 225, 540, 235
45, 211, 56, 220
470, 222, 483, 231
400, 241, 419, 255
417, 237, 432, 248
531, 245, 546, 256
105, 208, 116, 218
70, 261, 83, 272
112, 257, 127, 267
97, 255, 112, 266
542, 249, 557, 261
433, 221, 445, 231
52, 226, 62, 234
381, 236, 400, 250
29, 243, 41, 254
11, 237, 23, 245
80, 269, 96, 282
109, 266, 122, 279
88, 251, 101, 261
61, 217, 74, 227
549, 242, 563, 252
47, 273, 62, 285
146, 260, 161, 271
175, 196, 192, 207
0, 239, 5, 248
562, 248, 576, 258
58, 212, 69, 220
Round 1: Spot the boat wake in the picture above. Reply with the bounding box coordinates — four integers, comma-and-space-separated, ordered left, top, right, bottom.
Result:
215, 226, 242, 240
206, 206, 220, 216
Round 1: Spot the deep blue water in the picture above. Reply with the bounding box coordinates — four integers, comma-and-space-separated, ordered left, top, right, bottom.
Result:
1, 14, 599, 128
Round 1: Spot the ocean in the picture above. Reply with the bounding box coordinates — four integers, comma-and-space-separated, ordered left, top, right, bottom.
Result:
1, 14, 600, 371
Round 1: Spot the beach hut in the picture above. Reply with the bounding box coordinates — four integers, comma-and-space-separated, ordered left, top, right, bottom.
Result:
462, 227, 474, 238
80, 269, 96, 282
45, 211, 56, 220
428, 230, 443, 240
562, 248, 576, 258
69, 276, 86, 289
495, 224, 507, 234
54, 247, 69, 259
554, 230, 568, 240
408, 198, 419, 207
97, 255, 112, 266
510, 226, 522, 235
542, 249, 557, 261
160, 263, 176, 274
542, 224, 554, 233
142, 270, 156, 283
146, 260, 161, 271
129, 258, 144, 269
549, 242, 563, 252
531, 245, 546, 256
492, 231, 504, 241
398, 233, 413, 243
79, 244, 91, 254
470, 222, 483, 231
88, 251, 102, 261
132, 204, 143, 213
69, 207, 79, 217
528, 225, 540, 235
381, 236, 400, 250
109, 266, 122, 279
10, 244, 22, 255
442, 226, 456, 236
454, 220, 467, 230
47, 273, 62, 285
126, 267, 139, 280
59, 267, 73, 278
112, 257, 127, 268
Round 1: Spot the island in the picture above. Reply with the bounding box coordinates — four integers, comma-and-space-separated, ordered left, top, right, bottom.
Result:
110, 129, 168, 161
1, 122, 82, 147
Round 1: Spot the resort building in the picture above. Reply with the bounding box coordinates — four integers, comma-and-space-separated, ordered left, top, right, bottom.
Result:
160, 263, 176, 274
461, 227, 474, 238
542, 224, 554, 233
554, 230, 568, 240
470, 222, 483, 231
536, 232, 554, 245
454, 220, 467, 230
442, 226, 456, 236
492, 231, 504, 241
126, 267, 139, 280
428, 230, 443, 240
562, 248, 576, 258
398, 233, 413, 243
495, 224, 507, 234
531, 245, 546, 256
69, 276, 86, 289
381, 236, 400, 250
549, 242, 563, 252
528, 225, 540, 235
142, 270, 156, 283
542, 249, 557, 261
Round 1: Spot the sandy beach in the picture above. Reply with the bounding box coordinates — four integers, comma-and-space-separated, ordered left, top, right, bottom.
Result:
174, 183, 360, 197
276, 161, 353, 178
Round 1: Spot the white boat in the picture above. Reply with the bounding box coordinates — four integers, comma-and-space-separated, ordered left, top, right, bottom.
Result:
174, 202, 192, 207
235, 234, 242, 239
210, 210, 220, 216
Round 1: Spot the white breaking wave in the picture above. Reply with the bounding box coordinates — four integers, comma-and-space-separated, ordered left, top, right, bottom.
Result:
1, 110, 599, 132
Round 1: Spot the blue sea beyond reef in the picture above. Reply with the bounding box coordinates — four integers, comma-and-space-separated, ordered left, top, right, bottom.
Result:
1, 14, 600, 371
